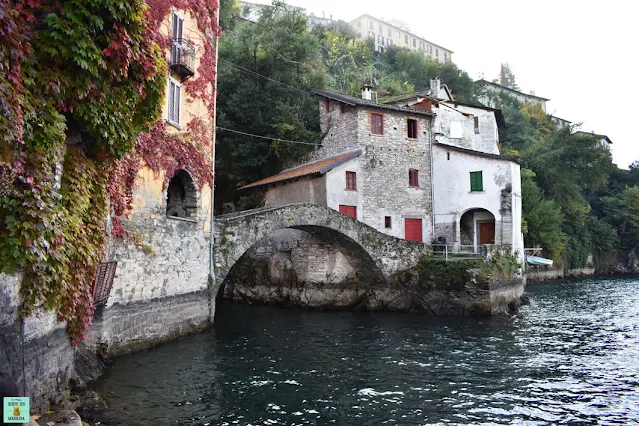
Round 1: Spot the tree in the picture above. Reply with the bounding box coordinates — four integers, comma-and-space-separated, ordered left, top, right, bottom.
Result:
500, 63, 519, 90
215, 0, 325, 211
603, 186, 639, 250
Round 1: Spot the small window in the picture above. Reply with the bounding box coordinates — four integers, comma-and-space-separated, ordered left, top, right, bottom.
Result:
428, 45, 432, 54
470, 171, 483, 192
405, 34, 409, 44
167, 78, 181, 127
413, 38, 416, 47
378, 35, 384, 45
378, 46, 385, 54
385, 216, 392, 228
419, 42, 425, 51
396, 31, 400, 38
409, 169, 419, 187
474, 116, 480, 134
436, 48, 439, 57
444, 52, 449, 61
387, 27, 391, 37
371, 113, 383, 134
447, 152, 451, 161
346, 171, 357, 190
407, 119, 418, 139
387, 39, 393, 46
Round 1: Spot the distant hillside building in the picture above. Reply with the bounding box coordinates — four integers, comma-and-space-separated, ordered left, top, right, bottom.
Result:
550, 115, 571, 130
351, 14, 453, 62
575, 131, 613, 150
477, 79, 549, 112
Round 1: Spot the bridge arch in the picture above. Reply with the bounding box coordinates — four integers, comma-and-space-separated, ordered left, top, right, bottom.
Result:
213, 204, 428, 299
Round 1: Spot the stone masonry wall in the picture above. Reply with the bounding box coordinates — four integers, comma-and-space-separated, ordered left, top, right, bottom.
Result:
313, 99, 359, 160
86, 168, 213, 356
0, 273, 78, 413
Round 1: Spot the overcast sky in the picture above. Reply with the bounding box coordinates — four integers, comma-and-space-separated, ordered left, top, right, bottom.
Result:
250, 0, 637, 169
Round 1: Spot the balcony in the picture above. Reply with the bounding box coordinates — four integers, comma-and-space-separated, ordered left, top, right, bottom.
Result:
169, 38, 195, 78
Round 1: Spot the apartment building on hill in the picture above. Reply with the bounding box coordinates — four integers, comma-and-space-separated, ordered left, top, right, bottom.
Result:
351, 14, 453, 62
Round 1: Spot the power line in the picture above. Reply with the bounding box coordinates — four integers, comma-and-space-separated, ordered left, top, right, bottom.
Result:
216, 126, 320, 146
218, 59, 310, 95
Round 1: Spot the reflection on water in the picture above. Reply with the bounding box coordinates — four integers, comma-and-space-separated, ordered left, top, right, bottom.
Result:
93, 278, 639, 425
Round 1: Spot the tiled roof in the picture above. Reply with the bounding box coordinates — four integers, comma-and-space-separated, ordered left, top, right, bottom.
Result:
311, 89, 434, 116
239, 150, 362, 190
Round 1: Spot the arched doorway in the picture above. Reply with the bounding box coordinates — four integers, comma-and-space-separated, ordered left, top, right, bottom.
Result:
166, 169, 198, 218
459, 208, 496, 252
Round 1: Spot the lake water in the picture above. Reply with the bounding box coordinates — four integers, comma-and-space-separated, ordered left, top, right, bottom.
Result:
93, 278, 639, 425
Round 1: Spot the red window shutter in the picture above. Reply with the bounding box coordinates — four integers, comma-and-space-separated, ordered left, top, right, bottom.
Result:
339, 205, 357, 219
405, 218, 423, 242
371, 113, 383, 134
409, 169, 419, 187
346, 171, 357, 190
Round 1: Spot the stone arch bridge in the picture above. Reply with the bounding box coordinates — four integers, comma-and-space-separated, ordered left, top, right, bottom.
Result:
213, 203, 427, 290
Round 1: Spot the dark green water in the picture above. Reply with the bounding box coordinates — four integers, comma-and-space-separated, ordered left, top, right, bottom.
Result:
94, 278, 639, 425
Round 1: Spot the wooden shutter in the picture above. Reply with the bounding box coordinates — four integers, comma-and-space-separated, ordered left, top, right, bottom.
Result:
339, 205, 357, 219
470, 171, 483, 192
405, 218, 422, 242
346, 171, 356, 190
409, 169, 419, 187
371, 113, 383, 134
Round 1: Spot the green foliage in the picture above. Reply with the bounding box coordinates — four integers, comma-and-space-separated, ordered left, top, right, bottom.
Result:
602, 186, 639, 250
499, 63, 519, 90
478, 249, 521, 280
400, 257, 483, 291
215, 0, 325, 211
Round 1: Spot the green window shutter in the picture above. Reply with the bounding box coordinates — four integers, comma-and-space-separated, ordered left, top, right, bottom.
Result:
470, 171, 483, 192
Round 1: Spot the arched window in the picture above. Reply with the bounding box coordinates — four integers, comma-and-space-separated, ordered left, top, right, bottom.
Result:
166, 169, 197, 218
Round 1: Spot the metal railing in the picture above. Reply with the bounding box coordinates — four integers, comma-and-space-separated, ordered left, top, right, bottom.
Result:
169, 38, 196, 76
428, 244, 510, 261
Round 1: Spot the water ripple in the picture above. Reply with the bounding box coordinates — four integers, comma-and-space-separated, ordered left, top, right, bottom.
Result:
93, 277, 639, 425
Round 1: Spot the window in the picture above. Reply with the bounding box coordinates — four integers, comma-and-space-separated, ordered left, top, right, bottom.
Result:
407, 119, 418, 139
444, 52, 448, 62
346, 171, 357, 190
339, 205, 357, 219
378, 46, 385, 54
447, 152, 451, 161
396, 31, 400, 38
428, 45, 432, 54
470, 171, 483, 192
385, 216, 392, 228
167, 78, 181, 126
413, 38, 416, 47
405, 34, 409, 44
371, 113, 384, 134
387, 27, 391, 37
436, 48, 439, 57
172, 11, 184, 40
419, 42, 425, 51
474, 116, 480, 134
409, 169, 419, 187
387, 39, 393, 46
378, 34, 384, 45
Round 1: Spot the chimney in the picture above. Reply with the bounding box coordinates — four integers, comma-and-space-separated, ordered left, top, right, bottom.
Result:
430, 77, 441, 99
361, 85, 373, 101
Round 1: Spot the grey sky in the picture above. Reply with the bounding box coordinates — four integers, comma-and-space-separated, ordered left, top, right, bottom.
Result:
250, 0, 637, 168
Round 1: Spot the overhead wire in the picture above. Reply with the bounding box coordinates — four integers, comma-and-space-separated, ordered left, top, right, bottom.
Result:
215, 126, 320, 146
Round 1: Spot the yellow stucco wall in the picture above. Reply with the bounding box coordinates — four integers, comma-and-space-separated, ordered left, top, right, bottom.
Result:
129, 7, 214, 231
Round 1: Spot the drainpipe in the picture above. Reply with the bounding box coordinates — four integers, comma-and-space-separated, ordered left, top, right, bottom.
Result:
208, 6, 220, 320
429, 114, 436, 244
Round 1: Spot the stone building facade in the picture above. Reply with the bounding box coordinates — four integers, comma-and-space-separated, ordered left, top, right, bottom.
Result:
85, 8, 215, 355
242, 88, 434, 243
242, 80, 523, 258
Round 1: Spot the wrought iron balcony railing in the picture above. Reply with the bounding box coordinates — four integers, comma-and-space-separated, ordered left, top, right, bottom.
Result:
169, 38, 195, 78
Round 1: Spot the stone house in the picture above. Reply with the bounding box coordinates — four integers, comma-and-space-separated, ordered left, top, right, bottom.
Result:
241, 80, 524, 258
85, 7, 215, 355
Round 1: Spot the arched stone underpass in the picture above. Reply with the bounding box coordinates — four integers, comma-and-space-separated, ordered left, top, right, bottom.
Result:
212, 203, 525, 316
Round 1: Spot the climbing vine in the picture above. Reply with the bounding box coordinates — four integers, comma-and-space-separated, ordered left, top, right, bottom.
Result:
0, 0, 218, 342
